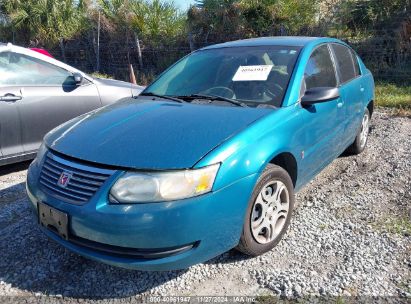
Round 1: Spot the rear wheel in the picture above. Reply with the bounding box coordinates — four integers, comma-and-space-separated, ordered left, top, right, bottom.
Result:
237, 164, 294, 256
346, 108, 370, 155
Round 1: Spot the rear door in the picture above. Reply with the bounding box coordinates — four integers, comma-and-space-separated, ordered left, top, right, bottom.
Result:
330, 43, 364, 147
0, 51, 101, 153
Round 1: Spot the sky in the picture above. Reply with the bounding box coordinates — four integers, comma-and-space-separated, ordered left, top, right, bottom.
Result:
174, 0, 197, 11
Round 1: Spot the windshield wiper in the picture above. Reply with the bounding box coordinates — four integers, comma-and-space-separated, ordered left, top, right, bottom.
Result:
139, 92, 185, 103
175, 94, 248, 107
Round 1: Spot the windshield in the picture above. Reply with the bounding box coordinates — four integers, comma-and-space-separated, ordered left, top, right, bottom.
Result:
144, 46, 301, 107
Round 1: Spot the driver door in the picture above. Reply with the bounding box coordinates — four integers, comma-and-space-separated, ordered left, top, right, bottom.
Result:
0, 51, 101, 153
298, 44, 344, 182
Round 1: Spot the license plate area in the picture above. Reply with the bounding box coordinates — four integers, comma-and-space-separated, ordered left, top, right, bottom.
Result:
38, 202, 69, 240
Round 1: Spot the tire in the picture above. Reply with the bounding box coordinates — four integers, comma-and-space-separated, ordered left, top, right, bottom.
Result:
346, 108, 370, 155
236, 164, 295, 256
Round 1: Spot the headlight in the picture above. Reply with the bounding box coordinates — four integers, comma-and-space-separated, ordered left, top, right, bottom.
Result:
110, 163, 220, 203
36, 142, 48, 161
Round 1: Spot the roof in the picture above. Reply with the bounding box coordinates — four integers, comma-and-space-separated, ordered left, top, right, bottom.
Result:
201, 36, 327, 50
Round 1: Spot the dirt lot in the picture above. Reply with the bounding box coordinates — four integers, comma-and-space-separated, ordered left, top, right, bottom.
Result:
0, 110, 410, 302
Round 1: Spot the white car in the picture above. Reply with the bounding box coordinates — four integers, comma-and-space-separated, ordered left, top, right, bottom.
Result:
0, 43, 144, 165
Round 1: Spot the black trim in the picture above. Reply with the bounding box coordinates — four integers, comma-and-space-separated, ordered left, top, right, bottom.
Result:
48, 148, 192, 173
0, 151, 36, 166
68, 235, 200, 259
327, 43, 341, 85
48, 148, 122, 171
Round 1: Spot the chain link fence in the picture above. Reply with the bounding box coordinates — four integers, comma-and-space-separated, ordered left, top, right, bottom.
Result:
3, 16, 410, 85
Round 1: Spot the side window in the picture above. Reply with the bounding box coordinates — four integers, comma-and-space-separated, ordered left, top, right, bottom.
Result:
0, 51, 73, 86
351, 49, 360, 77
331, 44, 357, 84
304, 45, 337, 90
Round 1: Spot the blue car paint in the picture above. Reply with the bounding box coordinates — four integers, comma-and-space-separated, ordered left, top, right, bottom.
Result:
27, 158, 258, 271
341, 58, 375, 143
44, 100, 271, 170
26, 37, 374, 270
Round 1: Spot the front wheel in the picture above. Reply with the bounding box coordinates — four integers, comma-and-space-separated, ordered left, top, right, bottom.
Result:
346, 108, 370, 155
236, 164, 295, 256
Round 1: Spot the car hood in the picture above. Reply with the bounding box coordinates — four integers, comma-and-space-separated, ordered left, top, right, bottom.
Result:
45, 99, 272, 170
93, 77, 145, 96
93, 77, 136, 88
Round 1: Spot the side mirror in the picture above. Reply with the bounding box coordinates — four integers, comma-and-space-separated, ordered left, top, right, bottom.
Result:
73, 73, 83, 85
301, 87, 340, 107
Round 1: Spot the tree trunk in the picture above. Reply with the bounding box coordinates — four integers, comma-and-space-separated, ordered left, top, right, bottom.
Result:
59, 38, 66, 62
134, 32, 143, 68
189, 32, 195, 52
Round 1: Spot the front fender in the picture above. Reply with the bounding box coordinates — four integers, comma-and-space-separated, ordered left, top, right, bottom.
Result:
195, 106, 304, 191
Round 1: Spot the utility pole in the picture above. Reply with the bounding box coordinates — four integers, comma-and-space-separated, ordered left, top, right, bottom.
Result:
97, 10, 101, 72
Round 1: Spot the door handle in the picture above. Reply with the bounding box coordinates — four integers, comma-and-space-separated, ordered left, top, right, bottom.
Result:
337, 102, 343, 108
0, 94, 22, 102
360, 87, 365, 92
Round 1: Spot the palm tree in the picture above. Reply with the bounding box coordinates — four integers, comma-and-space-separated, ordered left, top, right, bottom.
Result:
129, 0, 185, 43
98, 0, 184, 45
3, 0, 87, 59
98, 0, 132, 32
188, 0, 242, 43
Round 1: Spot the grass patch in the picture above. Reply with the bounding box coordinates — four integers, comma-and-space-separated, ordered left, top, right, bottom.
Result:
255, 295, 278, 303
255, 295, 354, 303
375, 82, 411, 111
373, 216, 411, 236
398, 281, 411, 294
319, 223, 328, 230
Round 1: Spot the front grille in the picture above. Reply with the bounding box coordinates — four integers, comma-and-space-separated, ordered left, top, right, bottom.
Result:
40, 152, 115, 204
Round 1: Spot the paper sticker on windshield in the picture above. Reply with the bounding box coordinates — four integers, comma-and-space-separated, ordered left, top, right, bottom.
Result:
232, 65, 273, 81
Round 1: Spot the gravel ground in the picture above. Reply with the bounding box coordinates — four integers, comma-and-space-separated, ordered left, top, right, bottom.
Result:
0, 109, 410, 302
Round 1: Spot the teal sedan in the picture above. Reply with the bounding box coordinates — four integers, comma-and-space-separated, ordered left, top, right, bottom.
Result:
26, 37, 374, 271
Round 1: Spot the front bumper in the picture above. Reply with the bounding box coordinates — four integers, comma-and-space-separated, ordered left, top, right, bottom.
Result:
26, 157, 257, 271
